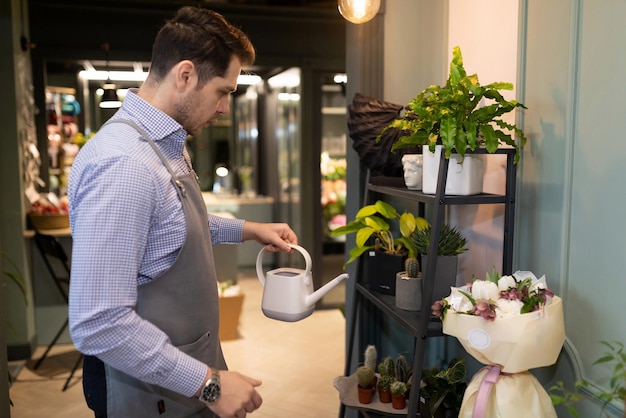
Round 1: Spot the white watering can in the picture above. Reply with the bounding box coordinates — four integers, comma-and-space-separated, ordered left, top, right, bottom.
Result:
256, 244, 349, 322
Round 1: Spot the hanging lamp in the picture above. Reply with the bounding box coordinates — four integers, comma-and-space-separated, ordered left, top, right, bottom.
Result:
338, 0, 381, 24
99, 43, 122, 109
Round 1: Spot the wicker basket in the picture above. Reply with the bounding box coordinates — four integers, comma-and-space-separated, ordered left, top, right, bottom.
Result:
28, 213, 70, 230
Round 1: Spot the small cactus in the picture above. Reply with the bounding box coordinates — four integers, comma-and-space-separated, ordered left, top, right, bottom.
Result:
364, 345, 377, 371
395, 355, 409, 383
356, 365, 376, 388
404, 257, 420, 278
378, 374, 394, 390
378, 356, 395, 378
390, 380, 408, 395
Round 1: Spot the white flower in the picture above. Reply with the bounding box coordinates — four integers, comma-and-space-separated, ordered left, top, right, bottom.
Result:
497, 275, 517, 292
445, 285, 474, 313
513, 270, 538, 282
495, 299, 524, 318
471, 280, 500, 301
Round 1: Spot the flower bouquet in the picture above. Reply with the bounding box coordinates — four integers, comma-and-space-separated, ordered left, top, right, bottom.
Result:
432, 270, 565, 418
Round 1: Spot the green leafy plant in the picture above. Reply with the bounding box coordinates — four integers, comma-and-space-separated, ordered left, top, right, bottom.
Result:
330, 200, 428, 267
410, 223, 468, 256
550, 341, 626, 418
420, 357, 467, 417
377, 46, 527, 163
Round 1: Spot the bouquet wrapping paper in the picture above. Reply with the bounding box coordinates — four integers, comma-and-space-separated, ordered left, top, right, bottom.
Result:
440, 273, 565, 418
459, 368, 556, 418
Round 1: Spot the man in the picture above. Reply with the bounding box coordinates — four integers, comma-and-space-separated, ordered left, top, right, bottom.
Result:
68, 6, 297, 418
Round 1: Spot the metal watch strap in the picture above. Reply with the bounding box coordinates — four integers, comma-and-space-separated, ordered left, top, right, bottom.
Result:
199, 368, 221, 404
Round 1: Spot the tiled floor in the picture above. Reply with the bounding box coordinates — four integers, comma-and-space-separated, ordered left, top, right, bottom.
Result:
8, 271, 346, 417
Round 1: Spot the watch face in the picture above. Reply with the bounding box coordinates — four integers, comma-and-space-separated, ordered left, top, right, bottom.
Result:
201, 382, 221, 403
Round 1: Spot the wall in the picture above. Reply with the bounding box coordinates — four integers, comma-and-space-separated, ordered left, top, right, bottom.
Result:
521, 0, 626, 415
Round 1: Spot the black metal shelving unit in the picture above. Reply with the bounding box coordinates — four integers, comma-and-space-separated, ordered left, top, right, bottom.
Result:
340, 148, 517, 418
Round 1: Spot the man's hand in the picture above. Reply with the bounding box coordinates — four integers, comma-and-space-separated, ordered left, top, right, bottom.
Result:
208, 371, 263, 418
242, 221, 298, 253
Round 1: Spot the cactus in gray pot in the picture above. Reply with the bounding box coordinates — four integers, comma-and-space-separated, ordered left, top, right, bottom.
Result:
405, 257, 420, 278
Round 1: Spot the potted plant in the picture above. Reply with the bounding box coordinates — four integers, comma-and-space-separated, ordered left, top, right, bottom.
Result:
390, 381, 408, 409
396, 257, 422, 311
420, 358, 467, 418
377, 46, 527, 195
331, 200, 428, 295
356, 365, 377, 404
377, 356, 395, 403
410, 222, 468, 303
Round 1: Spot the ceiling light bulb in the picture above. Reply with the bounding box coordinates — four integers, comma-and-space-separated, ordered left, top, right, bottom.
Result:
338, 0, 381, 24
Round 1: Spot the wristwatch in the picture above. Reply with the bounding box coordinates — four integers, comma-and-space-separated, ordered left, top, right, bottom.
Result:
199, 368, 221, 405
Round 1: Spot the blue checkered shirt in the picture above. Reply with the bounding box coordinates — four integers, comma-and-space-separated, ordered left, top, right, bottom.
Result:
67, 89, 244, 397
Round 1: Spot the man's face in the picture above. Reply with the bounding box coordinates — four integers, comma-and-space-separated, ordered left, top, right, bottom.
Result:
175, 56, 241, 136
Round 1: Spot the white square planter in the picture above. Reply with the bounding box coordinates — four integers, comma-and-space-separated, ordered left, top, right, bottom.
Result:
422, 145, 485, 195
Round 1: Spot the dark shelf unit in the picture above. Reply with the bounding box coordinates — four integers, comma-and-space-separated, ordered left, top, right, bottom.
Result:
340, 148, 517, 417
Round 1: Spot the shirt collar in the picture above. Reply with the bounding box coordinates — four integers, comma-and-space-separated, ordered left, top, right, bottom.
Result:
116, 89, 188, 148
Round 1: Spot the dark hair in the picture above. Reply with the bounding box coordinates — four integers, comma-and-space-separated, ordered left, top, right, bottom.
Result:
149, 6, 255, 86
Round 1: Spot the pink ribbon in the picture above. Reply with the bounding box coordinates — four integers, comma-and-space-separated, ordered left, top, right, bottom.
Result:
472, 365, 502, 418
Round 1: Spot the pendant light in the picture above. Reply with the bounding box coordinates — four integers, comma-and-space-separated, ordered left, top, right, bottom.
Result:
338, 0, 381, 24
99, 43, 122, 109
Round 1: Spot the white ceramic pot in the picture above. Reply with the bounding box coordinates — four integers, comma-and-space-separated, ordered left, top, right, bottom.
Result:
422, 145, 485, 195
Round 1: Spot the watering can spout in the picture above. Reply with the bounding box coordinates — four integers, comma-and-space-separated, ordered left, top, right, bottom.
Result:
305, 273, 349, 307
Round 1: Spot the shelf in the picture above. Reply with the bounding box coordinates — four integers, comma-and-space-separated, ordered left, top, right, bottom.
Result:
342, 148, 517, 418
356, 283, 442, 338
368, 176, 508, 205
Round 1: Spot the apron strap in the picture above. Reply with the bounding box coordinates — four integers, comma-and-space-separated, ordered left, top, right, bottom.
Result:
104, 118, 188, 198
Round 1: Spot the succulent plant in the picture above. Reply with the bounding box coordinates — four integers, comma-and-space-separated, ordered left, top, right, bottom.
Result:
364, 345, 378, 371
410, 223, 468, 256
356, 365, 376, 388
404, 257, 420, 278
390, 380, 408, 396
378, 356, 395, 378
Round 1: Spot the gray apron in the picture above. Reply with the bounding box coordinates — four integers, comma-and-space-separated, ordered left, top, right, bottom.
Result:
105, 119, 225, 417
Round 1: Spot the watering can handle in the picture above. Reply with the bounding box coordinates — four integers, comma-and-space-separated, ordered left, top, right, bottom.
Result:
256, 243, 313, 287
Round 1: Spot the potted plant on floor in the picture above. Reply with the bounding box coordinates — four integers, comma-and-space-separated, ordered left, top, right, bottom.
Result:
331, 200, 428, 295
377, 46, 527, 195
410, 222, 468, 304
420, 358, 467, 418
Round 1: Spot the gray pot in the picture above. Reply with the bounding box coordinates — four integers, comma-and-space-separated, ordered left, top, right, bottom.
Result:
420, 255, 458, 303
395, 272, 422, 311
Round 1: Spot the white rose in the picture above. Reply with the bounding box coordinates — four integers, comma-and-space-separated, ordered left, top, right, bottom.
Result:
445, 285, 474, 313
471, 280, 500, 301
495, 299, 524, 319
497, 275, 517, 292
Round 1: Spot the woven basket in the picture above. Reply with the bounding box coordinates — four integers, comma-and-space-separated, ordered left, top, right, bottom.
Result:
29, 213, 70, 230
